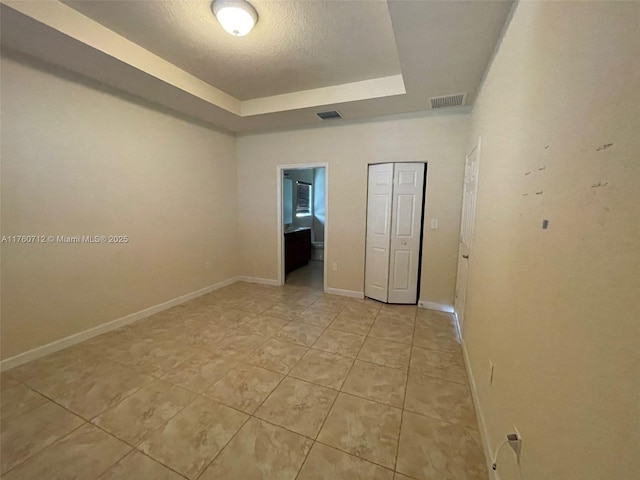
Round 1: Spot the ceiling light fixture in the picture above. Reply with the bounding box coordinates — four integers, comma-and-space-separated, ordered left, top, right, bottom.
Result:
211, 0, 258, 37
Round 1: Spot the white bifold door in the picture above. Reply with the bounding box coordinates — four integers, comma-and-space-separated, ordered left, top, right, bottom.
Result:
365, 163, 425, 304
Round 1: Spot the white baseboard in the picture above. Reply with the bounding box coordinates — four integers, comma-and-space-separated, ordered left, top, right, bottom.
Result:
418, 300, 455, 313
461, 339, 498, 479
0, 276, 238, 372
325, 287, 364, 299
236, 276, 280, 286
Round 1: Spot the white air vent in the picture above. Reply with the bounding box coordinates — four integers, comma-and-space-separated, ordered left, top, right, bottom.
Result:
430, 93, 466, 109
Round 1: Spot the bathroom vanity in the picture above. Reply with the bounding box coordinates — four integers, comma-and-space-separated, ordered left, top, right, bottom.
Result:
284, 227, 311, 274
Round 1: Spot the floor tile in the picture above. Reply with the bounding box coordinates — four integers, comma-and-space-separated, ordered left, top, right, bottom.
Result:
412, 324, 460, 354
329, 312, 374, 335
312, 329, 366, 358
289, 349, 354, 390
281, 293, 322, 309
213, 332, 267, 358
409, 346, 467, 384
394, 472, 416, 480
17, 353, 102, 398
374, 313, 415, 327
342, 360, 407, 407
126, 340, 203, 377
233, 298, 276, 314
1, 374, 21, 391
0, 382, 48, 423
205, 364, 283, 413
342, 303, 380, 320
262, 303, 305, 321
98, 450, 183, 480
274, 321, 325, 347
200, 417, 312, 480
317, 393, 402, 469
368, 318, 414, 345
404, 373, 477, 427
55, 362, 153, 419
171, 322, 231, 349
255, 377, 337, 438
1, 401, 85, 474
298, 306, 339, 327
396, 411, 486, 480
379, 304, 416, 322
309, 297, 347, 313
138, 396, 248, 479
93, 379, 196, 445
6, 346, 101, 384
245, 338, 307, 374
3, 424, 130, 480
161, 353, 238, 393
415, 310, 456, 331
236, 315, 289, 337
297, 442, 393, 480
358, 337, 411, 370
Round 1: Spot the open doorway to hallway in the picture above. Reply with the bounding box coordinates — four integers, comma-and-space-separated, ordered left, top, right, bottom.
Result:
278, 164, 328, 292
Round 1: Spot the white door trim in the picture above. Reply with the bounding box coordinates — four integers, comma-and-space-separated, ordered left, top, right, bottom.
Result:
276, 163, 329, 292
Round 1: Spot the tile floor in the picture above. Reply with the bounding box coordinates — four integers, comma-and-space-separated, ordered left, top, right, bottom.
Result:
285, 259, 324, 289
0, 282, 488, 480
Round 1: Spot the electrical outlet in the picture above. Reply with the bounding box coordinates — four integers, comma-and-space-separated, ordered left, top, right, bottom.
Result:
489, 360, 494, 386
332, 262, 338, 272
509, 427, 522, 463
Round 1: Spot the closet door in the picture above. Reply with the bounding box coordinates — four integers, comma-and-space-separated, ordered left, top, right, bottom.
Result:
364, 163, 394, 302
388, 163, 425, 303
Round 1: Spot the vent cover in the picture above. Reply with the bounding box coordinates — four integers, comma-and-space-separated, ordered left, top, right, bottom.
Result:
430, 93, 466, 109
316, 110, 342, 120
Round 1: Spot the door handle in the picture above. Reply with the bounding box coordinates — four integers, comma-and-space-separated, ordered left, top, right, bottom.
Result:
401, 240, 407, 245
462, 254, 469, 259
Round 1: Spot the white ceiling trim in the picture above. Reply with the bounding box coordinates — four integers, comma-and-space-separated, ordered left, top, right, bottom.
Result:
241, 75, 406, 116
3, 0, 408, 118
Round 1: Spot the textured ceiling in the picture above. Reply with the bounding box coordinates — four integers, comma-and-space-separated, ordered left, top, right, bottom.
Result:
63, 0, 402, 100
0, 0, 515, 133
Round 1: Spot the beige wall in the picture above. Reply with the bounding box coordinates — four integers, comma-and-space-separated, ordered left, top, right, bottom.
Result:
1, 54, 239, 359
464, 2, 640, 479
236, 113, 470, 304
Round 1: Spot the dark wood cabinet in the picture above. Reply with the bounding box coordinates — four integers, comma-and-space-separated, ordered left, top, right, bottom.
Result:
285, 228, 311, 274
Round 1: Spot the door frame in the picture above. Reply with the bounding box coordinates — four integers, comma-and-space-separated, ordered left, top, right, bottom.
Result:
276, 162, 329, 292
454, 137, 481, 336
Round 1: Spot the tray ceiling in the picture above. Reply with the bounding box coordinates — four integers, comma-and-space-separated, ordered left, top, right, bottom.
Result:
0, 0, 514, 133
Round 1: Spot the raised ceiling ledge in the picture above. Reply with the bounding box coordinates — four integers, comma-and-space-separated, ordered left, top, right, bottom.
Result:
241, 75, 406, 116
2, 0, 407, 118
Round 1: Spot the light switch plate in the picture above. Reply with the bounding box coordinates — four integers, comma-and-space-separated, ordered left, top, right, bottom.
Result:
430, 219, 439, 230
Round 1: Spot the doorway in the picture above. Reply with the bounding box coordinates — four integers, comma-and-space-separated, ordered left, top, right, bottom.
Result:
277, 163, 329, 292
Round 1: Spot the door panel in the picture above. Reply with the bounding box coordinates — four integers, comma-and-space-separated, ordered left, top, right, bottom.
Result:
455, 142, 480, 335
365, 163, 394, 302
388, 163, 425, 304
392, 250, 412, 290
395, 194, 416, 237
372, 195, 391, 234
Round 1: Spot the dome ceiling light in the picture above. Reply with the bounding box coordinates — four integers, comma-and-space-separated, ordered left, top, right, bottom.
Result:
211, 0, 258, 37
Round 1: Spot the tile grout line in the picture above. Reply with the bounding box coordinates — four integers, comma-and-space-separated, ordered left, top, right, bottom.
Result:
394, 309, 417, 475
292, 310, 380, 479
194, 298, 334, 480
